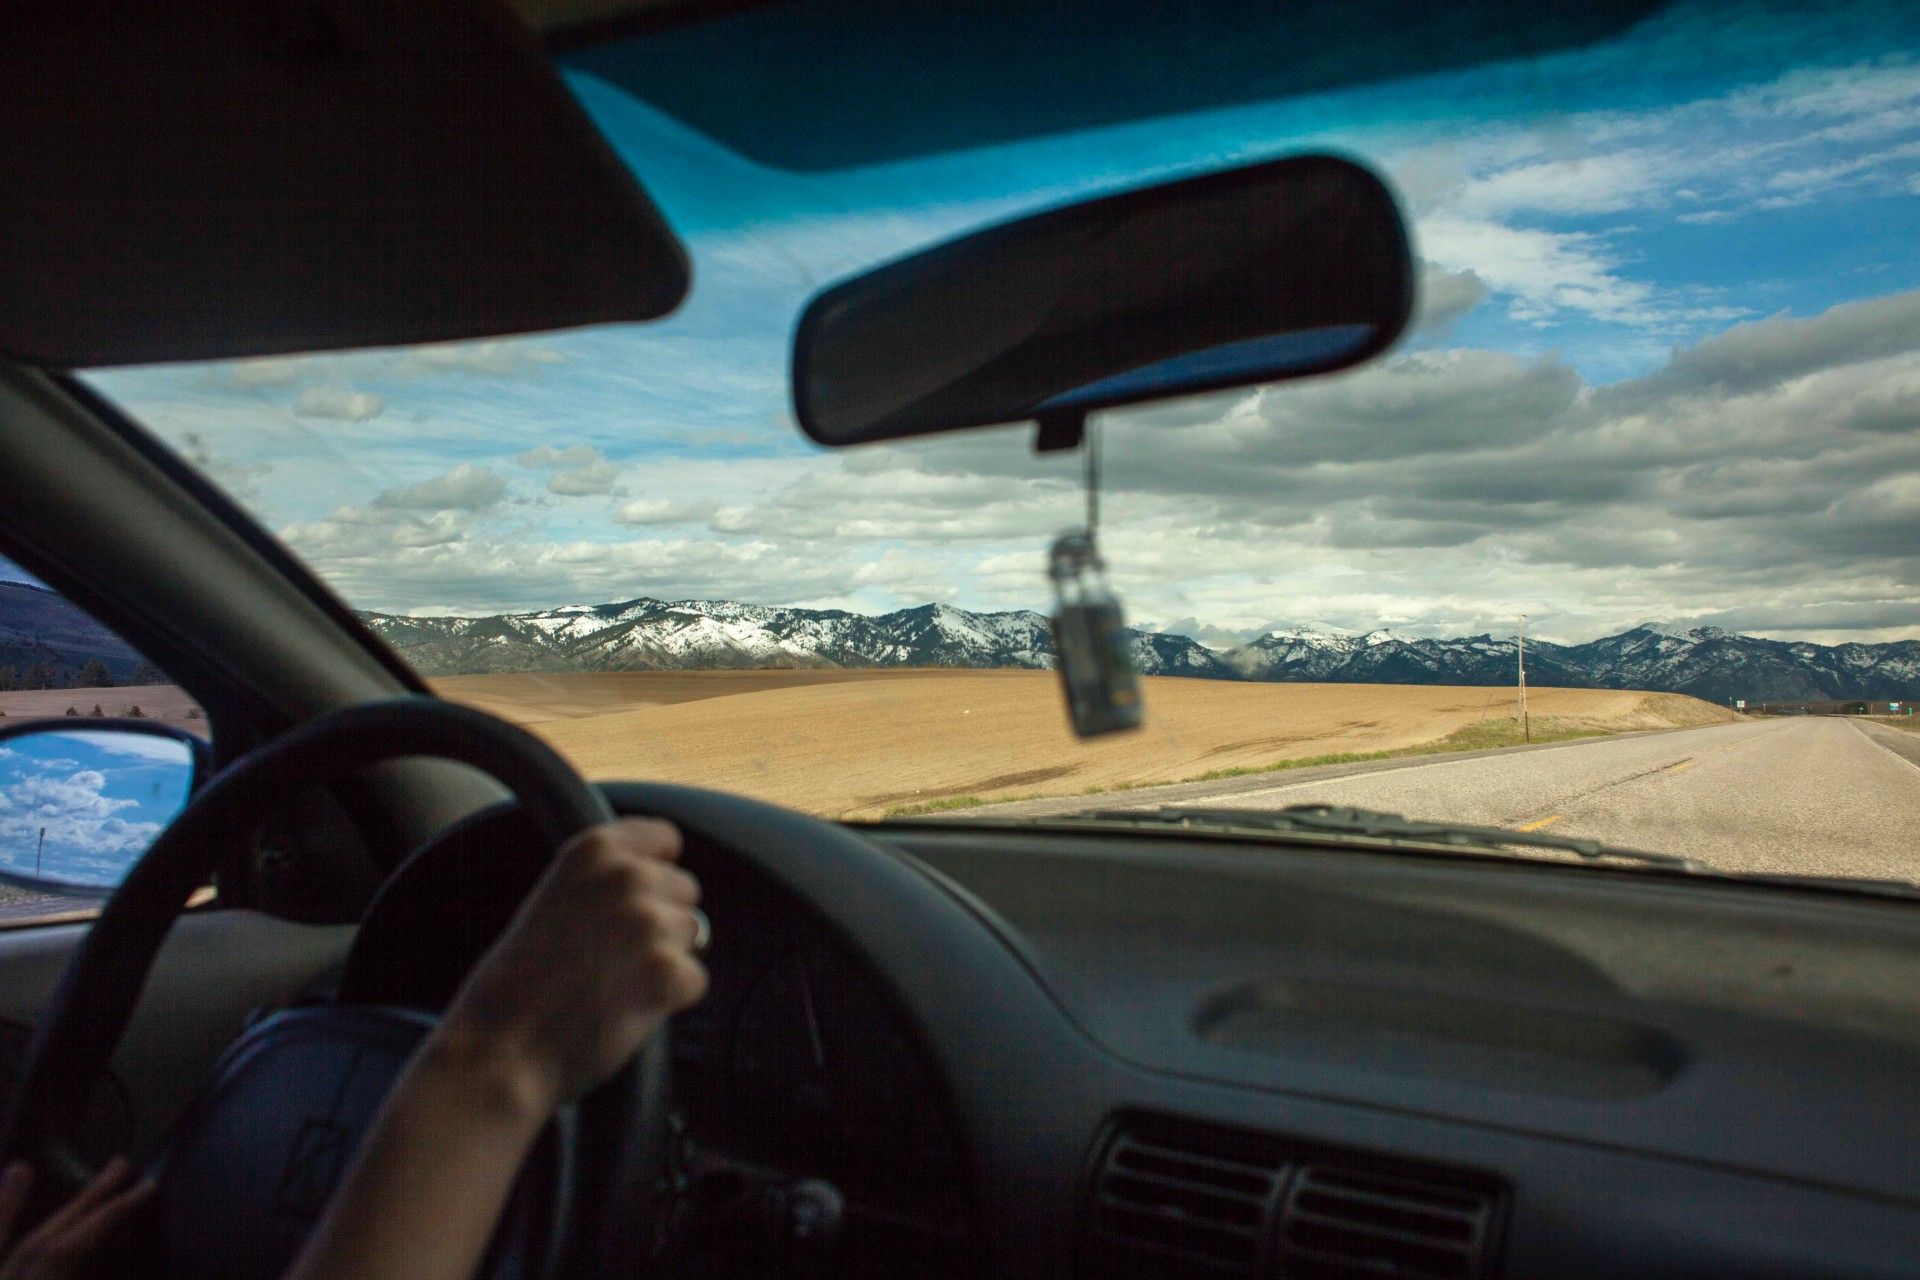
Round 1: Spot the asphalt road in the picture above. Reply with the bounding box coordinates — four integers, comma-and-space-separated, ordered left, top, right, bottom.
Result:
979, 717, 1920, 881
0, 888, 98, 923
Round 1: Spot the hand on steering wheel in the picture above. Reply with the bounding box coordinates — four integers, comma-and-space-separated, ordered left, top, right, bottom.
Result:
431, 818, 710, 1118
285, 816, 710, 1280
0, 1157, 152, 1280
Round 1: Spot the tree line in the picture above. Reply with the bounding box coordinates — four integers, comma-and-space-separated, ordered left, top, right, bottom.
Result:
0, 658, 167, 691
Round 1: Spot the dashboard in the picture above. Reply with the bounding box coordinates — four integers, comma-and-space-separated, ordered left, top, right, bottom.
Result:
667, 843, 972, 1277
348, 786, 1920, 1278
864, 820, 1920, 1279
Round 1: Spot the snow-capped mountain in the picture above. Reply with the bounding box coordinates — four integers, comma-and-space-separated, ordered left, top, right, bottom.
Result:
361, 598, 1234, 679
355, 599, 1920, 702
1561, 626, 1920, 703
1223, 622, 1920, 702
1227, 627, 1594, 688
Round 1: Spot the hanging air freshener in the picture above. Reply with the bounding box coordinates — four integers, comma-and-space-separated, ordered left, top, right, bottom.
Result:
1047, 419, 1144, 738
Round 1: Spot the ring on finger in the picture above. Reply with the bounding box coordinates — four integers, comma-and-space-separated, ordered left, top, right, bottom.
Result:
689, 907, 712, 956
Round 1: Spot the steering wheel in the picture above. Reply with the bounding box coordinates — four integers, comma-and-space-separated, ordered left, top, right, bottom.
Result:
0, 696, 653, 1279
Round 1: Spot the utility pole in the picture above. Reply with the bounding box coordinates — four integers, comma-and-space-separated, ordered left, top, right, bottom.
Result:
35, 828, 43, 877
1517, 614, 1530, 744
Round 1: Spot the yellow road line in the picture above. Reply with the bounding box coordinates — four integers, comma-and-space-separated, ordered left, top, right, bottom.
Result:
1516, 815, 1563, 831
1668, 760, 1695, 772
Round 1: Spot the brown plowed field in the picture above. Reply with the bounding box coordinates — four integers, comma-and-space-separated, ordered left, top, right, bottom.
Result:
0, 684, 206, 735
428, 669, 923, 724
430, 671, 1735, 820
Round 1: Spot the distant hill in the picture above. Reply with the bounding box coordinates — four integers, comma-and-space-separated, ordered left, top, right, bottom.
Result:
0, 581, 159, 689
356, 597, 1920, 704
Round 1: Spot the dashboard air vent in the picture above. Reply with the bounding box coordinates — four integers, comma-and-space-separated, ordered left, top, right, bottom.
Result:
1277, 1164, 1499, 1279
1086, 1115, 1503, 1280
1088, 1115, 1287, 1277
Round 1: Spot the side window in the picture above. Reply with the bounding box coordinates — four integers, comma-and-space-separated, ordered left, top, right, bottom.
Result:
0, 557, 205, 926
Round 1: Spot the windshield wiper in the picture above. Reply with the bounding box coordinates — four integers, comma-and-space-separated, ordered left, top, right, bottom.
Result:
1052, 804, 1705, 871
1718, 871, 1920, 901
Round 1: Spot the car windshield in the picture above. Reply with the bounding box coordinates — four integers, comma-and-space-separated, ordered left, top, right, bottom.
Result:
71, 0, 1920, 882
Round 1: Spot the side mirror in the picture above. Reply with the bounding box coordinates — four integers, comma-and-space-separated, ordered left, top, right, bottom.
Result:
0, 720, 207, 899
791, 153, 1413, 448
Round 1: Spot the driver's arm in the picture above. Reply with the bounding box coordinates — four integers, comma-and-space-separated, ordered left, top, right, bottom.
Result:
285, 817, 708, 1280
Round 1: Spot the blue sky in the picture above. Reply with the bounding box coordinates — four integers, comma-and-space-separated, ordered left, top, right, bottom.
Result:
81, 0, 1920, 646
0, 731, 193, 888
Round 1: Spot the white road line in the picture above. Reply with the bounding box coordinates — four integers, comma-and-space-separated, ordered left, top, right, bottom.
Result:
1855, 721, 1920, 776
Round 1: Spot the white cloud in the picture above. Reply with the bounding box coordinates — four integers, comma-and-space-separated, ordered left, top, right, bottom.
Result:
205, 339, 569, 394
249, 278, 1920, 640
520, 445, 620, 496
615, 497, 718, 525
1392, 59, 1920, 332
1767, 138, 1920, 195
277, 528, 878, 618
1415, 215, 1752, 331
294, 386, 386, 422
1411, 264, 1489, 337
548, 459, 620, 496
1417, 216, 1659, 326
518, 445, 600, 469
1452, 150, 1670, 220
1612, 290, 1920, 406
0, 764, 160, 883
221, 357, 309, 389
288, 507, 474, 556
174, 431, 272, 503
371, 464, 508, 512
1731, 58, 1920, 129
385, 341, 567, 379
50, 732, 193, 764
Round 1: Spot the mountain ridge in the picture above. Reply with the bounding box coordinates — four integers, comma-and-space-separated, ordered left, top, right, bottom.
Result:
355, 597, 1920, 704
6, 579, 1910, 704
0, 581, 158, 689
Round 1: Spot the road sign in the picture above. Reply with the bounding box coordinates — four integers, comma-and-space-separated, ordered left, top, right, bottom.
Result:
1735, 699, 1745, 710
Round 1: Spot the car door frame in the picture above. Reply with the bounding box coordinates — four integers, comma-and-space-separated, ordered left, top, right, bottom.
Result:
0, 361, 510, 1152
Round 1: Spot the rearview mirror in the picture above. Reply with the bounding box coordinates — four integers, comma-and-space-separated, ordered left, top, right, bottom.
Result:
792, 154, 1412, 448
0, 721, 205, 898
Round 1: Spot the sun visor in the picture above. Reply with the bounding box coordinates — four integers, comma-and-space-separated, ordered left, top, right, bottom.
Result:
556, 0, 1672, 173
0, 0, 690, 368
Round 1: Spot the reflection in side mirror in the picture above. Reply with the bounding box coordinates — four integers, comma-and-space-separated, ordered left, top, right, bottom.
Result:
792, 153, 1413, 447
0, 722, 202, 898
